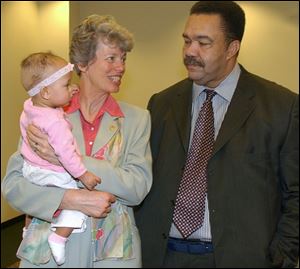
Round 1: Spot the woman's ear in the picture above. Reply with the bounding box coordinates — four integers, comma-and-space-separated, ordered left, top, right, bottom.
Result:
77, 63, 88, 73
226, 40, 240, 60
40, 87, 51, 100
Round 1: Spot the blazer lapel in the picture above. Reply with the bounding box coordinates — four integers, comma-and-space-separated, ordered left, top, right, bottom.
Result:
68, 111, 86, 155
171, 80, 193, 153
212, 72, 256, 156
91, 113, 120, 156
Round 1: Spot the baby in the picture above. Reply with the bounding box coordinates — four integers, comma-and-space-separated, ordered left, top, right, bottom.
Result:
19, 52, 101, 265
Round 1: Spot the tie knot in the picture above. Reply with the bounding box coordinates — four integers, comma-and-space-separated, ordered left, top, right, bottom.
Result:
204, 89, 216, 101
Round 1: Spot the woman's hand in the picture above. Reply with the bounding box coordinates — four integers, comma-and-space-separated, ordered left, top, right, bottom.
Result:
27, 124, 61, 166
60, 189, 116, 218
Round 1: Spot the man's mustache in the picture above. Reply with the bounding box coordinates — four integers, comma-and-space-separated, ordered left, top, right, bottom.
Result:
184, 56, 205, 67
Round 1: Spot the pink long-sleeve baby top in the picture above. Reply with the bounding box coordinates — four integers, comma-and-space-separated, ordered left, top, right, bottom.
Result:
20, 98, 86, 178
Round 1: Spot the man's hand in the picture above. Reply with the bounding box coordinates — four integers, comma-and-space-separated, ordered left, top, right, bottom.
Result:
60, 189, 116, 218
78, 171, 101, 190
27, 124, 60, 165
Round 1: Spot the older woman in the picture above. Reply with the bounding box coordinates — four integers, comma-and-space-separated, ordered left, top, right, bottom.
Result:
2, 15, 152, 268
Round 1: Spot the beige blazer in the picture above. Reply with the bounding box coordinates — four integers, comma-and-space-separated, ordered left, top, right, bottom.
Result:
2, 101, 153, 268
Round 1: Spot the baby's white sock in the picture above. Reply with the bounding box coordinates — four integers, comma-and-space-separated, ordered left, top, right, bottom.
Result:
48, 232, 68, 265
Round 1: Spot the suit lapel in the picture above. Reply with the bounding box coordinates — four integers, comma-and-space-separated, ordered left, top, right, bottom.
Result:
212, 71, 256, 156
171, 79, 193, 153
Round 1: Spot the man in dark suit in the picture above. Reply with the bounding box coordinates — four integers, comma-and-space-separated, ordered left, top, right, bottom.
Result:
135, 1, 299, 268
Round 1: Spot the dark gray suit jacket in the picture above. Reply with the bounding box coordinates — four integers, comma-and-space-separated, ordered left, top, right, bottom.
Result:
135, 66, 299, 268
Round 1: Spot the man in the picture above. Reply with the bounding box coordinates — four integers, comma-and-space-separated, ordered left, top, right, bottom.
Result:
135, 1, 299, 268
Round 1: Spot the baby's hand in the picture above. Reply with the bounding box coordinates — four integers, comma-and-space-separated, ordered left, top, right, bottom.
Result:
78, 171, 101, 190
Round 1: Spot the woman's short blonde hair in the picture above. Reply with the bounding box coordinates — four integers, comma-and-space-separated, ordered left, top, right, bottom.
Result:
70, 14, 134, 75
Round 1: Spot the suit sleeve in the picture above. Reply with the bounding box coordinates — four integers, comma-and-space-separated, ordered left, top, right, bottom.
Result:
82, 110, 153, 206
271, 95, 299, 267
1, 150, 65, 222
147, 93, 165, 163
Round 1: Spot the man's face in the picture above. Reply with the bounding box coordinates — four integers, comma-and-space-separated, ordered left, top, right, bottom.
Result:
182, 14, 236, 88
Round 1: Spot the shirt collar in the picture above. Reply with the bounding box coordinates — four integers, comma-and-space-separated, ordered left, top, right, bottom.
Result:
192, 63, 241, 102
64, 93, 124, 118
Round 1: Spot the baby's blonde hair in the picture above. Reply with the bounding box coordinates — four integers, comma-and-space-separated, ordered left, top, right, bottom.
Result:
21, 52, 67, 92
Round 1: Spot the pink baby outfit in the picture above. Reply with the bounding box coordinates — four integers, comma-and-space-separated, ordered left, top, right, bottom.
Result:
20, 98, 87, 232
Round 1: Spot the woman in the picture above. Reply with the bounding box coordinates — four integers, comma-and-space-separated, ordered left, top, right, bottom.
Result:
2, 14, 152, 268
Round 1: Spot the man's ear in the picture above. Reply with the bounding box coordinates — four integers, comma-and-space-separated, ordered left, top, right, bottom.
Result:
40, 87, 51, 99
226, 40, 240, 60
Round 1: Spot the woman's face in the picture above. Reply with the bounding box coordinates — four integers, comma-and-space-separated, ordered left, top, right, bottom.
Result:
80, 40, 127, 94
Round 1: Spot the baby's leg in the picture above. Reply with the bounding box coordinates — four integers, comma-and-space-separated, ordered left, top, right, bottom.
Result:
22, 215, 33, 238
55, 226, 73, 238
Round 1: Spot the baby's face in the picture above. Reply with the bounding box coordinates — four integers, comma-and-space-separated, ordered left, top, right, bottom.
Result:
47, 72, 73, 108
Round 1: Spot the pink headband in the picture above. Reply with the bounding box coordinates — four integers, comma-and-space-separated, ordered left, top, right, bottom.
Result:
28, 63, 74, 97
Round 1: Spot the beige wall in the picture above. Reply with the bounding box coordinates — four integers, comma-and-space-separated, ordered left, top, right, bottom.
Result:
1, 1, 69, 222
238, 1, 299, 92
1, 1, 298, 222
